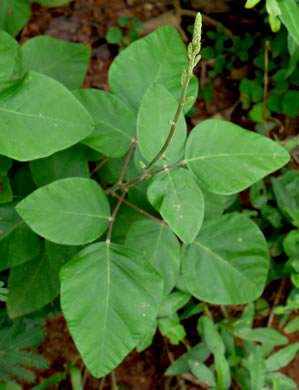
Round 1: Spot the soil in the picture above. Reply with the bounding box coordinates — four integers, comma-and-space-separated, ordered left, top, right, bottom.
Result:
14, 0, 299, 389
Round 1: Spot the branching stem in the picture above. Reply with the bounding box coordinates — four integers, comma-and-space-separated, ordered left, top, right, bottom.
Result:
118, 136, 137, 185
106, 189, 127, 243
110, 192, 165, 225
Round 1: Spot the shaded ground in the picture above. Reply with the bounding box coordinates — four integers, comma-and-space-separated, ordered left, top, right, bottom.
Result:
17, 0, 298, 389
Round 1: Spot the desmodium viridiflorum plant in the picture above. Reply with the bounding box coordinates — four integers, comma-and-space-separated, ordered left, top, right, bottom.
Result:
0, 12, 291, 380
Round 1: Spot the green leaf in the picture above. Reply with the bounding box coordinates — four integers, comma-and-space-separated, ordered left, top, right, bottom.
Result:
199, 316, 226, 355
106, 27, 123, 44
7, 241, 79, 317
265, 342, 299, 372
232, 303, 255, 331
30, 145, 90, 187
0, 31, 22, 82
277, 0, 299, 45
60, 242, 163, 377
250, 180, 268, 209
214, 353, 231, 390
136, 320, 157, 352
182, 214, 269, 304
202, 189, 227, 220
109, 25, 198, 114
284, 315, 299, 333
158, 291, 191, 318
0, 175, 13, 204
117, 16, 132, 26
32, 372, 67, 390
147, 167, 204, 244
158, 318, 186, 345
245, 0, 262, 8
0, 0, 31, 36
272, 176, 298, 221
283, 230, 299, 258
185, 119, 290, 195
0, 322, 48, 383
0, 281, 8, 302
0, 204, 42, 271
36, 0, 72, 6
16, 178, 110, 245
74, 89, 136, 157
266, 372, 297, 390
249, 102, 270, 123
165, 343, 210, 376
188, 360, 216, 387
22, 36, 91, 90
234, 328, 288, 346
261, 204, 283, 228
125, 220, 181, 295
137, 83, 186, 165
0, 72, 94, 162
244, 347, 266, 390
282, 90, 299, 118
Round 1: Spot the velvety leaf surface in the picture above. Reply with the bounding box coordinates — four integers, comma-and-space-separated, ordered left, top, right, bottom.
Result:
0, 0, 31, 36
185, 119, 290, 195
137, 83, 186, 165
147, 167, 204, 244
7, 241, 79, 318
16, 178, 110, 245
0, 31, 22, 82
182, 214, 270, 304
125, 219, 181, 294
0, 72, 94, 161
109, 25, 198, 114
22, 36, 91, 89
74, 89, 136, 157
60, 242, 163, 377
30, 145, 90, 187
0, 204, 42, 271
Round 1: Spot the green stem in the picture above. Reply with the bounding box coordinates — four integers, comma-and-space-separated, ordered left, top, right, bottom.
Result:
110, 371, 118, 390
105, 64, 194, 195
105, 13, 202, 195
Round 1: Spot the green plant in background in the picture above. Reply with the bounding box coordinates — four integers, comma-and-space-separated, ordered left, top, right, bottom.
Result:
106, 16, 144, 46
0, 0, 72, 37
165, 304, 299, 389
0, 321, 48, 384
0, 7, 297, 389
245, 0, 299, 38
0, 283, 7, 302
